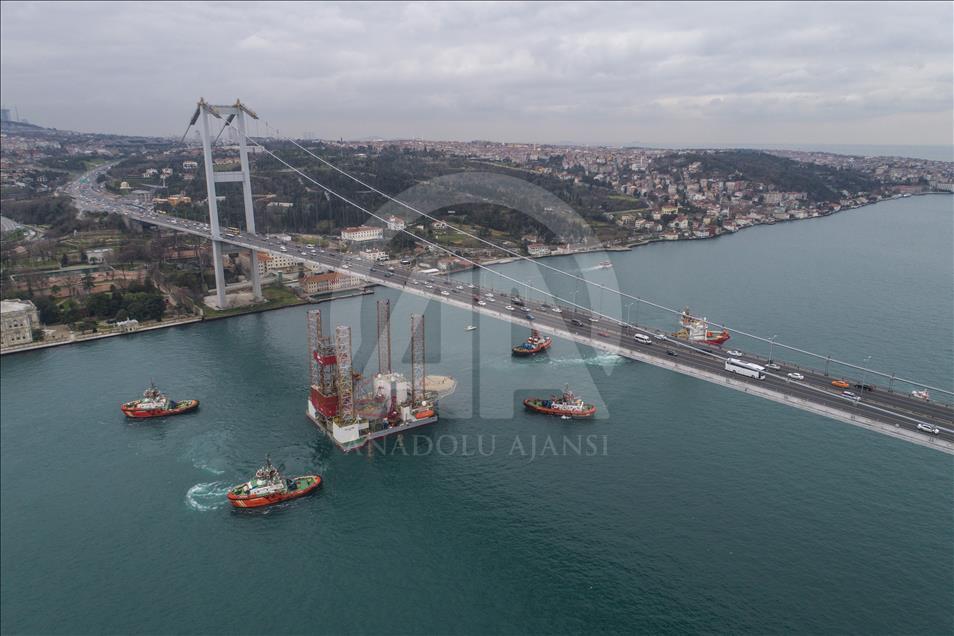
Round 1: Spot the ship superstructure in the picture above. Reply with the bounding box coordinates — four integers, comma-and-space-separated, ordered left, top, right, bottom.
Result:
673, 306, 730, 345
306, 300, 456, 451
512, 329, 552, 356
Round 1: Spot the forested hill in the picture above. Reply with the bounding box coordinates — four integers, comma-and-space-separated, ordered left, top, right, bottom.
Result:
652, 150, 878, 201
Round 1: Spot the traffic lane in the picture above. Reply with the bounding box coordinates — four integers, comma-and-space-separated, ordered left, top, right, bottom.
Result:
775, 365, 954, 422
717, 349, 953, 417
527, 310, 949, 435
527, 294, 954, 423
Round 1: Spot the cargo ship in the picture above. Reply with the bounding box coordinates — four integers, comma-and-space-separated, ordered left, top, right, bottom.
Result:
524, 385, 597, 418
121, 382, 199, 418
672, 307, 730, 345
227, 456, 321, 509
305, 303, 457, 452
512, 329, 552, 356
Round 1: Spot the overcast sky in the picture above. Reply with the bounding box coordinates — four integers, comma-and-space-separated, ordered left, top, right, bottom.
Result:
1, 1, 951, 146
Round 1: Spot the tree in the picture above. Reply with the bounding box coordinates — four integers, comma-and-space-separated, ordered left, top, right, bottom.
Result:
33, 296, 61, 324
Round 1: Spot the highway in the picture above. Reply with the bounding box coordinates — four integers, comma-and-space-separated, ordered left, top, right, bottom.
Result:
63, 165, 954, 454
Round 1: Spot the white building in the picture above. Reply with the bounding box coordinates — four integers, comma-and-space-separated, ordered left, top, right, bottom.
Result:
386, 216, 406, 231
1, 299, 40, 347
527, 243, 551, 257
256, 251, 302, 278
340, 226, 383, 242
300, 271, 364, 295
116, 319, 140, 332
360, 249, 389, 262
86, 248, 113, 264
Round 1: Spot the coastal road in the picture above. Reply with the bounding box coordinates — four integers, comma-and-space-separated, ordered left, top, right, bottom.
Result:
63, 167, 954, 454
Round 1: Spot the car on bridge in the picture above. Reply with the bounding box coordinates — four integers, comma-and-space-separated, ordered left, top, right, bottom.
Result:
726, 349, 742, 356
787, 372, 805, 380
832, 379, 850, 389
916, 423, 940, 435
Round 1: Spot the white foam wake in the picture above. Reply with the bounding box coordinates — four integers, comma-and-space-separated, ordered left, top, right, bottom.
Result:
550, 353, 627, 368
185, 481, 232, 512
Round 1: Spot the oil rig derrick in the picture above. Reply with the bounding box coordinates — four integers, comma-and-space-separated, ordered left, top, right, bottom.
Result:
308, 309, 338, 419
410, 313, 425, 406
377, 298, 392, 376
334, 325, 356, 422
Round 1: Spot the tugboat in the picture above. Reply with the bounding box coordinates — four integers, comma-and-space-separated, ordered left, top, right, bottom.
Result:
512, 329, 552, 356
120, 382, 199, 419
227, 456, 322, 509
523, 385, 597, 418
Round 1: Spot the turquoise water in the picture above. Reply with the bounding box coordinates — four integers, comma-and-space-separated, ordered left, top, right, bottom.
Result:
1, 195, 952, 634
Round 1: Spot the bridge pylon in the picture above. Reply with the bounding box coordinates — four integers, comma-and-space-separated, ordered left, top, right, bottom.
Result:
191, 98, 262, 307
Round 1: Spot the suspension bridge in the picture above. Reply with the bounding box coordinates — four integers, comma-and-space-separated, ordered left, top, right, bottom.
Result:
62, 99, 954, 454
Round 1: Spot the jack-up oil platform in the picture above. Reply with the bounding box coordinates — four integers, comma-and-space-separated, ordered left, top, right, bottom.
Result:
306, 300, 457, 451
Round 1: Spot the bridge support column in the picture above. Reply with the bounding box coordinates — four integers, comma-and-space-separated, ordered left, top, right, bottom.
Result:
211, 239, 227, 309
198, 100, 228, 308
236, 107, 262, 301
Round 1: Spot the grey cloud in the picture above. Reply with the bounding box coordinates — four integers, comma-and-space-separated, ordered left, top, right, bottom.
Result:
1, 1, 950, 145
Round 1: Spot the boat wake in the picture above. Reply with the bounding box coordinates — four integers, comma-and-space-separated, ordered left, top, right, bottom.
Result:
185, 481, 232, 512
551, 353, 627, 368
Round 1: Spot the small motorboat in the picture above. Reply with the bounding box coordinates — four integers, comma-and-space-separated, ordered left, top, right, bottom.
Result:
227, 456, 322, 509
466, 325, 477, 331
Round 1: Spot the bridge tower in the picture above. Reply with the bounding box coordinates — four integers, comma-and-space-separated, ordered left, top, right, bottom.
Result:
190, 98, 262, 308
410, 313, 425, 405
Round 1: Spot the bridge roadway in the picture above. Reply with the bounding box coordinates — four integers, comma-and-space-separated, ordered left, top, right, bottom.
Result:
65, 168, 954, 454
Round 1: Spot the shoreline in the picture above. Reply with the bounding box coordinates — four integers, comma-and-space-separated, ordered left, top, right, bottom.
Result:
480, 191, 952, 267
0, 286, 376, 356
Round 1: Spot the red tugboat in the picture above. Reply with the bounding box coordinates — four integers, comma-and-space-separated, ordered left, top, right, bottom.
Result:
673, 307, 730, 346
524, 385, 597, 419
120, 382, 199, 419
227, 456, 322, 509
512, 329, 552, 357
